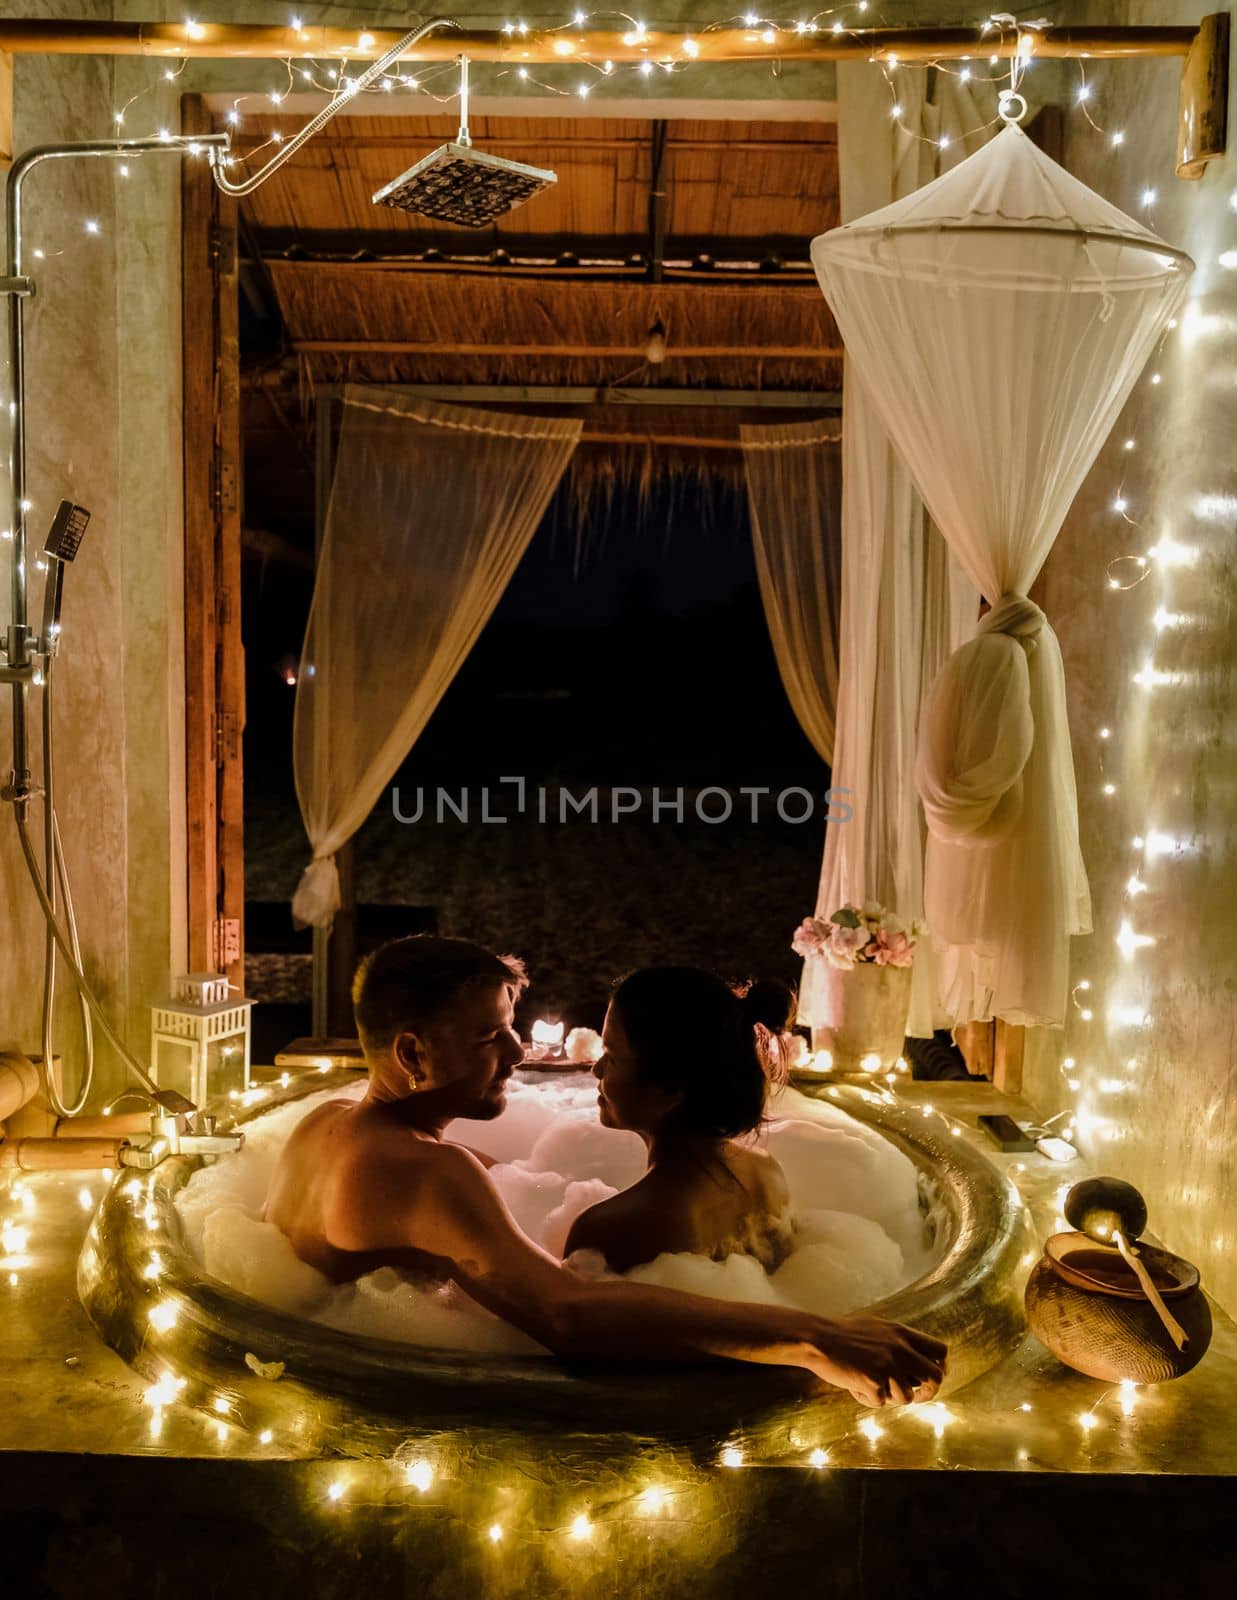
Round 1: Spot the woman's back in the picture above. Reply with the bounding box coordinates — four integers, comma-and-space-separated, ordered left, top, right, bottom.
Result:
565, 1137, 794, 1273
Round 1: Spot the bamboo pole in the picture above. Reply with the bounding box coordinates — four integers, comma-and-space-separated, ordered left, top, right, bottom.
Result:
0, 21, 1201, 65
0, 1135, 129, 1170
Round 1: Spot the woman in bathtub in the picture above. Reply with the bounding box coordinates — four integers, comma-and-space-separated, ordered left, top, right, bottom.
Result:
564, 968, 798, 1273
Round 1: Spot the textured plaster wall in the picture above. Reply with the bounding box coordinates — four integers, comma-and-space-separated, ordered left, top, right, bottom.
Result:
0, 2, 186, 1107
1030, 3, 1237, 1315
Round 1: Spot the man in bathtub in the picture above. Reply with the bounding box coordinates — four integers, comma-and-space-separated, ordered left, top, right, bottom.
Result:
266, 935, 946, 1407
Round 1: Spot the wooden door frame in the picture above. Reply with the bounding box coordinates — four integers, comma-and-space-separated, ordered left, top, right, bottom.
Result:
182, 93, 245, 986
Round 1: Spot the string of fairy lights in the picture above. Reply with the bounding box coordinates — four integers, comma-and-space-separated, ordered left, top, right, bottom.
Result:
0, 1099, 1160, 1529
0, 1, 1218, 1534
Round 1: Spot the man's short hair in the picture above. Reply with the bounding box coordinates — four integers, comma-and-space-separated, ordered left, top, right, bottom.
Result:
352, 935, 528, 1056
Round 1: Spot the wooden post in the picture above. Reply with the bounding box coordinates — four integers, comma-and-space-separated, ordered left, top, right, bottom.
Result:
216, 187, 246, 995
0, 51, 12, 169
993, 1020, 1025, 1097
182, 94, 218, 974
182, 93, 244, 984
1177, 12, 1230, 178
955, 1020, 994, 1080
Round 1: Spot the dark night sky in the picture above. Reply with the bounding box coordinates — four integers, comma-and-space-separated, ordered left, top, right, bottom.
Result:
243, 472, 830, 799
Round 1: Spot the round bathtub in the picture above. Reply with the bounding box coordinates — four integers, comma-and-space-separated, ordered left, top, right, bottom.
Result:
78, 1071, 1029, 1456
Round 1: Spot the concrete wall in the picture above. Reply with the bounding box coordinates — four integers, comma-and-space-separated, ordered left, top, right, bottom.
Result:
0, 2, 186, 1109
1030, 3, 1237, 1314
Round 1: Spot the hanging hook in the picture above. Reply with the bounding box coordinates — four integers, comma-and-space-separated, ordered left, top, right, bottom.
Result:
998, 90, 1028, 124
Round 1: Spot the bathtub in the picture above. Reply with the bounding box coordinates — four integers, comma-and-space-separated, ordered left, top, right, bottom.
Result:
78, 1071, 1029, 1456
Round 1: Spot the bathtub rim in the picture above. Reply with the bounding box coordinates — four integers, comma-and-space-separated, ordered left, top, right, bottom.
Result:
78, 1070, 1030, 1452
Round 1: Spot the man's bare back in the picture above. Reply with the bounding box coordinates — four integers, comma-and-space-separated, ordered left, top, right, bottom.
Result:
262, 936, 948, 1407
265, 1097, 460, 1285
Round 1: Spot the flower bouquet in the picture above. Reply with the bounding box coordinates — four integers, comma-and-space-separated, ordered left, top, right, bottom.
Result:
792, 902, 922, 1072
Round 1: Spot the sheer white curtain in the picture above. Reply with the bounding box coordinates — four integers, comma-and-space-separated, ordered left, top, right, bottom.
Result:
813, 124, 1191, 1026
740, 421, 843, 766
800, 66, 987, 1038
292, 387, 581, 925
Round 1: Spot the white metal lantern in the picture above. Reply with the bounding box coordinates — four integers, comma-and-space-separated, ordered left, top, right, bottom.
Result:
150, 973, 253, 1108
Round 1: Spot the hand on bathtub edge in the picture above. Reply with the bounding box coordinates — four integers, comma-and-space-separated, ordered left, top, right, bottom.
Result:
803, 1314, 948, 1408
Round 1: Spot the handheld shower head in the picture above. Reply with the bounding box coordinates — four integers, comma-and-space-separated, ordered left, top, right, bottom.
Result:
40, 501, 90, 650
43, 500, 91, 562
372, 53, 556, 227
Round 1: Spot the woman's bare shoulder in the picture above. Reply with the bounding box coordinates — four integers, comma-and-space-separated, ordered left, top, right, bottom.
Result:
563, 1173, 693, 1270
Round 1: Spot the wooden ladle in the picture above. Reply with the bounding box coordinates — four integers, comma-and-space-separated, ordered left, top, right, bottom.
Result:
1064, 1177, 1189, 1351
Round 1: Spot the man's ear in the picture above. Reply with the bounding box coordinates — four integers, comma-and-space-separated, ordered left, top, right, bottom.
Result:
393, 1030, 429, 1086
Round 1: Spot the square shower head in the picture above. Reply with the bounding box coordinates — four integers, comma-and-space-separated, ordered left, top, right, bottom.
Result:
372, 144, 557, 228
43, 501, 91, 562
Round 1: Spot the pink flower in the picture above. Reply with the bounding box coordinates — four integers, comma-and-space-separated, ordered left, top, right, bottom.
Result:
791, 917, 829, 960
824, 922, 872, 968
871, 929, 914, 968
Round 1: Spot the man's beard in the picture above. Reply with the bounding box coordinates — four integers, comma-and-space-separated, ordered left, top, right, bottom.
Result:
459, 1081, 509, 1121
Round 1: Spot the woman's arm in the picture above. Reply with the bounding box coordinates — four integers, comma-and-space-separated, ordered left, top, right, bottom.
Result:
341, 1144, 946, 1406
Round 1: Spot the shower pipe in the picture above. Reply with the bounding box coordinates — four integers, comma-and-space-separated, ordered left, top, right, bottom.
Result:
2, 136, 229, 1117
0, 21, 459, 1121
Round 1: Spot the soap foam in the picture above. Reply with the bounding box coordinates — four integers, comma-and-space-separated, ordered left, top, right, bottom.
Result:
175, 1072, 939, 1355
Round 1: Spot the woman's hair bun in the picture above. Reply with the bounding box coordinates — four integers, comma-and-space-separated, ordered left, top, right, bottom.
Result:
738, 977, 798, 1035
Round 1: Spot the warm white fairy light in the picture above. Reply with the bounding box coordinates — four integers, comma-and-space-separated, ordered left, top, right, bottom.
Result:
1, 1222, 31, 1257
1078, 1411, 1099, 1433
720, 1444, 744, 1468
1111, 131, 1125, 146
639, 1485, 668, 1513
488, 1522, 504, 1543
77, 1187, 94, 1212
1115, 918, 1154, 960
1119, 1379, 1139, 1417
327, 1480, 345, 1502
148, 1299, 178, 1332
682, 37, 700, 57
858, 1416, 884, 1442
406, 1459, 435, 1493
569, 1513, 593, 1541
260, 1428, 274, 1444
808, 1447, 829, 1468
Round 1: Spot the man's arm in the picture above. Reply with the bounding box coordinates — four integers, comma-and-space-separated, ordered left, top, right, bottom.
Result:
331, 1145, 946, 1407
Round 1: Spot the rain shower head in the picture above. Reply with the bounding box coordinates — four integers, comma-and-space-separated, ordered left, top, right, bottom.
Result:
371, 53, 556, 228
372, 143, 557, 227
43, 501, 91, 562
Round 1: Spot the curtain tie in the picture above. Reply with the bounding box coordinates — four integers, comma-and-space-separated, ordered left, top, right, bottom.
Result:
980, 593, 1045, 655
291, 853, 341, 929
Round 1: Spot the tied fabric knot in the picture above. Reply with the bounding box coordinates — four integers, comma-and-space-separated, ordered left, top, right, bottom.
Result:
915, 593, 1043, 846
980, 593, 1045, 656
291, 853, 341, 929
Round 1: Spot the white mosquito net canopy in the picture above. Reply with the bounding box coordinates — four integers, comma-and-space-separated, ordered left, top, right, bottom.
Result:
812, 120, 1192, 1027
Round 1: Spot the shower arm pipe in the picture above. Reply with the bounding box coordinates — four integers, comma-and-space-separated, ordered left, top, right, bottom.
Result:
4, 135, 230, 797
207, 18, 457, 199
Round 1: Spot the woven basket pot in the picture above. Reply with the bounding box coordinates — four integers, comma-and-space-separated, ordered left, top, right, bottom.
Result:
1025, 1232, 1212, 1383
812, 961, 912, 1072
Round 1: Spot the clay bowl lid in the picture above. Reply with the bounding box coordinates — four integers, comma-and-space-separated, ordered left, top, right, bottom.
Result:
1045, 1232, 1200, 1301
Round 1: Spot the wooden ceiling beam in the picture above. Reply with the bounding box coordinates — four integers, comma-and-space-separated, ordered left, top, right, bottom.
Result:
292, 340, 842, 358
0, 20, 1199, 64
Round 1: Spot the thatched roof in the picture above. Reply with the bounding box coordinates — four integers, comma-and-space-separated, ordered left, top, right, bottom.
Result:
268, 263, 842, 392
235, 108, 842, 502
